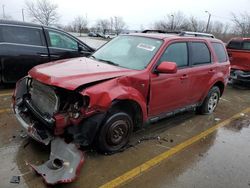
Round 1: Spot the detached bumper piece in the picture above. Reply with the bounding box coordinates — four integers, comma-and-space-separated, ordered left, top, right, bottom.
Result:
30, 137, 84, 185
230, 70, 250, 84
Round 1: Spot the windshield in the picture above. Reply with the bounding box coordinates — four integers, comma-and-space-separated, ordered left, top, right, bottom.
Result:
91, 35, 163, 70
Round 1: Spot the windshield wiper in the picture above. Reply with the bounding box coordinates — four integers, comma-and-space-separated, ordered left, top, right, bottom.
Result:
96, 58, 119, 66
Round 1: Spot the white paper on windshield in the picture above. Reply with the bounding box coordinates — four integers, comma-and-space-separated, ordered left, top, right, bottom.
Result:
137, 43, 156, 51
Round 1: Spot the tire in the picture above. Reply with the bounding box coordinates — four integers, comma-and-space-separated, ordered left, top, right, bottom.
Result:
97, 112, 133, 153
197, 86, 220, 114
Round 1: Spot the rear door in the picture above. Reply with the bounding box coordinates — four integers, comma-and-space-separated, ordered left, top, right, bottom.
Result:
45, 29, 92, 61
187, 41, 216, 104
0, 24, 49, 83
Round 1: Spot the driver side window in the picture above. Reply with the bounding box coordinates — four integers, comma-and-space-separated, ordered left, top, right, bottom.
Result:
48, 30, 78, 50
159, 42, 188, 67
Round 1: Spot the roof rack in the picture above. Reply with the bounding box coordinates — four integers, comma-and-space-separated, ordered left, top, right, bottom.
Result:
179, 31, 215, 38
141, 29, 215, 38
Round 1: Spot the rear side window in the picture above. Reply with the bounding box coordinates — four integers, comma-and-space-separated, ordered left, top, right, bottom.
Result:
159, 42, 188, 67
191, 42, 211, 65
227, 41, 242, 50
242, 41, 250, 50
1, 26, 43, 46
212, 42, 228, 62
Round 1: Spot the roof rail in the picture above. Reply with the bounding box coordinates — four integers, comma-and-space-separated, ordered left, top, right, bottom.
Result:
179, 31, 215, 38
141, 29, 215, 38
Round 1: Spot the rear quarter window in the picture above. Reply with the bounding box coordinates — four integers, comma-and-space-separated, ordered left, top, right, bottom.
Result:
212, 42, 228, 62
191, 42, 211, 65
227, 41, 242, 50
1, 25, 44, 46
242, 41, 250, 50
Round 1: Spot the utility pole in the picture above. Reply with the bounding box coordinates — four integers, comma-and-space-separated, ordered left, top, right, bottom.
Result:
2, 5, 5, 19
205, 11, 211, 33
171, 14, 174, 31
22, 9, 25, 22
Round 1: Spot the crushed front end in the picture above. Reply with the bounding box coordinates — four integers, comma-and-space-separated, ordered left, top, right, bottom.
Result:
13, 77, 105, 146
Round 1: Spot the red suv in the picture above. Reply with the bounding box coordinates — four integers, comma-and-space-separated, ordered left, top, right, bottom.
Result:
227, 38, 250, 84
13, 31, 230, 152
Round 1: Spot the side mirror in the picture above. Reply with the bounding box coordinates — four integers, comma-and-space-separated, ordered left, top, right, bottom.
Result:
156, 61, 177, 74
78, 45, 93, 55
78, 45, 85, 52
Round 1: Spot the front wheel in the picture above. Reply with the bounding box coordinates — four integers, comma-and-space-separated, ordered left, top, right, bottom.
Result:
96, 112, 133, 153
197, 86, 220, 114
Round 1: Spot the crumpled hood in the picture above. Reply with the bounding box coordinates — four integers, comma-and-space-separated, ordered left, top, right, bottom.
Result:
29, 57, 135, 90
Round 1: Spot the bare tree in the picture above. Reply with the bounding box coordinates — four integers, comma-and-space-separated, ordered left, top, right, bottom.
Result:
231, 12, 250, 37
154, 12, 188, 31
188, 16, 206, 32
95, 19, 110, 34
25, 0, 59, 26
72, 16, 88, 36
113, 16, 126, 34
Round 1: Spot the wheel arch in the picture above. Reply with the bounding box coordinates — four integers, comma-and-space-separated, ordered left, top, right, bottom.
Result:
213, 81, 225, 96
110, 99, 144, 129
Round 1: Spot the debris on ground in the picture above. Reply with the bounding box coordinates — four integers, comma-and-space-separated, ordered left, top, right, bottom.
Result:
214, 118, 221, 121
104, 135, 172, 155
19, 132, 28, 138
10, 176, 20, 184
30, 137, 84, 185
137, 136, 161, 143
23, 141, 30, 148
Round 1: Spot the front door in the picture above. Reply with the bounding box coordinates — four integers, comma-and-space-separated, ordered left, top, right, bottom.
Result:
148, 42, 191, 117
45, 29, 87, 61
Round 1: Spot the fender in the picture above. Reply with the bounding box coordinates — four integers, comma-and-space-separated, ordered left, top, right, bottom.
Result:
80, 76, 149, 121
201, 72, 226, 102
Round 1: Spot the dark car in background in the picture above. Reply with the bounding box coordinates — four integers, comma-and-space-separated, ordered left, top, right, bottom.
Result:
0, 20, 95, 84
226, 38, 250, 84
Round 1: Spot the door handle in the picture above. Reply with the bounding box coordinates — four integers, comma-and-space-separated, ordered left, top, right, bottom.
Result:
40, 54, 48, 57
208, 69, 215, 73
180, 74, 188, 80
37, 53, 48, 57
50, 54, 60, 58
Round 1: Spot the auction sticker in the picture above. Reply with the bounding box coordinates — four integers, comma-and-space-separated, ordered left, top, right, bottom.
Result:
137, 43, 156, 51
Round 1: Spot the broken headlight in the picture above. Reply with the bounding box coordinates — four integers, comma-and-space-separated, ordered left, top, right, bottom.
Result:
68, 96, 89, 119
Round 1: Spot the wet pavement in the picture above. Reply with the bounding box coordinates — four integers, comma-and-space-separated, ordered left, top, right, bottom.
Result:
0, 85, 250, 188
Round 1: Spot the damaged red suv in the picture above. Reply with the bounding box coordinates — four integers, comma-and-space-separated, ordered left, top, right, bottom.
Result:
13, 31, 230, 153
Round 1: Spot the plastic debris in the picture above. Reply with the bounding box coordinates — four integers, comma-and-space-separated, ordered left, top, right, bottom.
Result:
30, 137, 84, 185
10, 176, 20, 184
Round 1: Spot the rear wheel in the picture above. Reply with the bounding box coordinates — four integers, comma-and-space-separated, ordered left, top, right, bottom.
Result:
97, 112, 133, 153
197, 86, 220, 114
